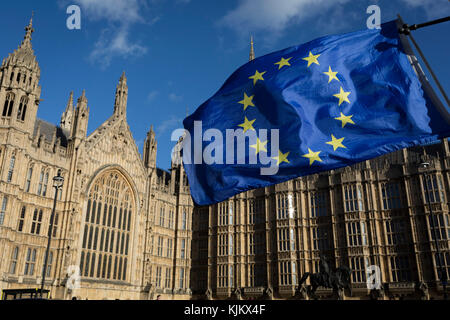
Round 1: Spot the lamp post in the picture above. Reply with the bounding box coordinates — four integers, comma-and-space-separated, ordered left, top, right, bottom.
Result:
40, 169, 64, 298
419, 162, 447, 300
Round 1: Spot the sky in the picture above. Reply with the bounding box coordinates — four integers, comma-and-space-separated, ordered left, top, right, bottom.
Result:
0, 0, 449, 170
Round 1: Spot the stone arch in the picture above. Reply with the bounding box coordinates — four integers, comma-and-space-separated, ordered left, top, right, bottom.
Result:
78, 166, 138, 282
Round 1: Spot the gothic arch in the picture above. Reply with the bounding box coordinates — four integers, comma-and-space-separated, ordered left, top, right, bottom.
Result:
84, 165, 140, 211
78, 167, 138, 282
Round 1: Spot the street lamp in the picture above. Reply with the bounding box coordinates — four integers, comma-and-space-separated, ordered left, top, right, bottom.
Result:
40, 169, 64, 298
419, 162, 447, 300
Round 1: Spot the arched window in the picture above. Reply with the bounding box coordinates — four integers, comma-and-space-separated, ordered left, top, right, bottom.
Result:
42, 172, 49, 196
46, 251, 53, 277
24, 248, 37, 275
25, 166, 33, 192
18, 206, 26, 232
79, 170, 134, 281
17, 96, 28, 121
37, 169, 45, 196
9, 247, 19, 274
7, 154, 15, 182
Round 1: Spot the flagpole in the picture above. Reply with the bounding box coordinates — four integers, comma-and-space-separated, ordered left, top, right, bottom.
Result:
397, 15, 450, 107
399, 16, 450, 34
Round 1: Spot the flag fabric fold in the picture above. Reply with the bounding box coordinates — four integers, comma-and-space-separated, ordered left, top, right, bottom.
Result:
182, 20, 450, 206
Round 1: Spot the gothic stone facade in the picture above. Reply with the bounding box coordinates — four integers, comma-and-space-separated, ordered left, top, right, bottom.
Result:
191, 140, 450, 300
1, 18, 449, 301
0, 18, 193, 300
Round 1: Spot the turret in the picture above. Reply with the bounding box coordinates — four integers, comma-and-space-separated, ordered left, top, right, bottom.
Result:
60, 91, 74, 131
0, 14, 41, 134
249, 36, 255, 61
143, 125, 157, 169
71, 90, 89, 139
113, 72, 128, 118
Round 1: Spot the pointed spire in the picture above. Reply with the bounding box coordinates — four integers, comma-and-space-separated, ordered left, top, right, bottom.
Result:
77, 89, 88, 105
118, 71, 127, 89
147, 124, 154, 137
20, 12, 34, 49
61, 91, 74, 130
249, 36, 255, 61
66, 91, 74, 111
114, 72, 128, 117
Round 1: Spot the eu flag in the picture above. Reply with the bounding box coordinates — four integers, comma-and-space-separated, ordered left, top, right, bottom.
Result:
182, 20, 450, 206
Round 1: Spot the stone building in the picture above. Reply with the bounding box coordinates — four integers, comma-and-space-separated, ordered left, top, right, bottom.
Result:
0, 17, 449, 301
190, 41, 450, 300
0, 17, 193, 300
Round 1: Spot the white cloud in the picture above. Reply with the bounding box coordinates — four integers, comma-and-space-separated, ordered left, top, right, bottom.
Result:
73, 0, 153, 68
90, 26, 147, 68
74, 0, 144, 23
219, 0, 351, 35
399, 0, 450, 19
156, 115, 183, 136
168, 93, 183, 102
147, 90, 159, 102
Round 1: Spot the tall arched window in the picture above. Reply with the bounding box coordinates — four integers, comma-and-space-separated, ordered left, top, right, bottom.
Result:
25, 166, 33, 192
2, 93, 15, 117
37, 169, 44, 196
42, 172, 49, 196
80, 170, 134, 281
7, 154, 15, 182
17, 96, 28, 121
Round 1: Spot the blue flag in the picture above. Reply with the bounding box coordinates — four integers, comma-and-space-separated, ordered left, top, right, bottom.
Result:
182, 20, 450, 206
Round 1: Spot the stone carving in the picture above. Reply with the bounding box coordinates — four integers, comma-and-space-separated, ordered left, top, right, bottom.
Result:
417, 281, 430, 300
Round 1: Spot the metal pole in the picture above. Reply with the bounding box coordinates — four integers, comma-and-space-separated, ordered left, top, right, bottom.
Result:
397, 14, 450, 107
40, 186, 58, 298
421, 164, 447, 299
399, 16, 450, 34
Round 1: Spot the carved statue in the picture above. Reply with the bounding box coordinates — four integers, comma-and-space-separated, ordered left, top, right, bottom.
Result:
294, 283, 309, 300
233, 287, 242, 300
298, 255, 352, 300
205, 289, 212, 300
417, 281, 430, 300
265, 287, 274, 300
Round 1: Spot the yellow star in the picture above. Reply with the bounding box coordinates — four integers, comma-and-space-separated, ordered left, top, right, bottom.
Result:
238, 117, 256, 133
333, 87, 351, 106
323, 66, 339, 83
302, 51, 320, 67
302, 148, 322, 165
272, 150, 290, 166
274, 57, 292, 69
238, 92, 255, 111
250, 138, 268, 155
249, 70, 266, 85
334, 112, 355, 128
326, 134, 346, 151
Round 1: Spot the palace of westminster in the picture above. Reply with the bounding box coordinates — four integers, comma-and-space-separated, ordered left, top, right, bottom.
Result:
0, 17, 449, 300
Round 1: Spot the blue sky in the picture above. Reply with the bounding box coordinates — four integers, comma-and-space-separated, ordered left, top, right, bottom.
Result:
0, 0, 449, 169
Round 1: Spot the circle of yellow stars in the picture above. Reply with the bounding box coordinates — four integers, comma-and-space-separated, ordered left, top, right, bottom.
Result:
236, 50, 355, 168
